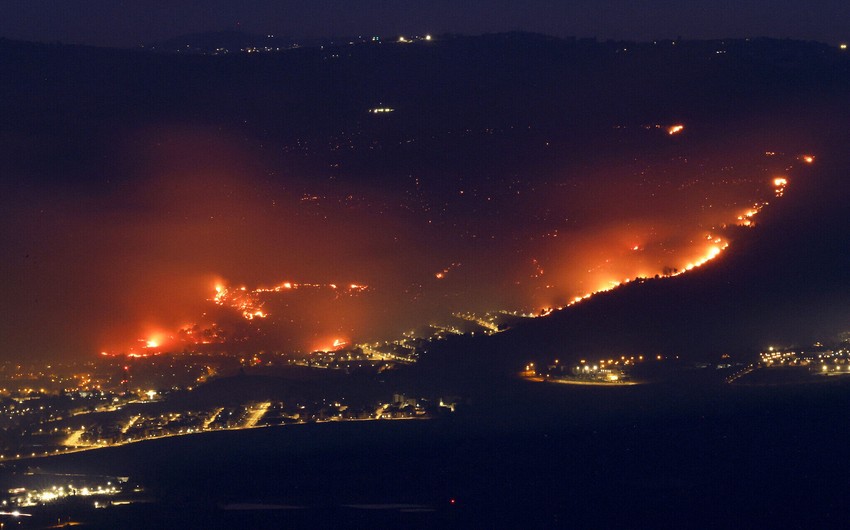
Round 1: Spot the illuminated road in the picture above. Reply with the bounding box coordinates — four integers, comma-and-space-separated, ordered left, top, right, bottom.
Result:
243, 402, 271, 428
120, 415, 141, 434
203, 407, 224, 429
62, 429, 88, 447
726, 364, 758, 383
2, 414, 429, 463
520, 374, 641, 386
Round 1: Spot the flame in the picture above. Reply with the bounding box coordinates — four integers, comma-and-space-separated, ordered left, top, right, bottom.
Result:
212, 279, 370, 321
314, 338, 348, 352
434, 262, 461, 279
667, 124, 684, 135
773, 177, 788, 197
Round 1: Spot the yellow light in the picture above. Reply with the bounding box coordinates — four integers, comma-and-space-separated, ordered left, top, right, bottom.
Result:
667, 124, 684, 135
841, 44, 847, 50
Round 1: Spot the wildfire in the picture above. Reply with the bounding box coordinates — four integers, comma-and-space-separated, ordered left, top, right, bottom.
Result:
534, 151, 808, 319
314, 338, 348, 352
736, 203, 766, 227
213, 279, 370, 321
773, 176, 788, 197
434, 262, 461, 280
667, 124, 685, 135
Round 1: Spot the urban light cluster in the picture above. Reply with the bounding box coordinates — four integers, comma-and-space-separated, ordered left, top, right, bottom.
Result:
5, 482, 122, 508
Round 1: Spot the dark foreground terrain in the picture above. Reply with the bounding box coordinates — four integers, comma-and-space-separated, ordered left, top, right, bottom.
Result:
11, 372, 850, 529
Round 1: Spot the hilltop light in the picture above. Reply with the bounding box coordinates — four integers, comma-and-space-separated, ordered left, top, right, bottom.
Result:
841, 44, 847, 50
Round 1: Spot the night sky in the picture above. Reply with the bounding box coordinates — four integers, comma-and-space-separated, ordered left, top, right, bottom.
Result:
1, 0, 848, 46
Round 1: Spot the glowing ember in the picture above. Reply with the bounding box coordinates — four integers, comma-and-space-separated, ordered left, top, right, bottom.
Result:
315, 338, 348, 352
434, 262, 461, 280
213, 279, 370, 321
773, 177, 788, 197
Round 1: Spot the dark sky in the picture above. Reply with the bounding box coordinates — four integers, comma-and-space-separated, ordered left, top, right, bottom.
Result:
1, 0, 848, 47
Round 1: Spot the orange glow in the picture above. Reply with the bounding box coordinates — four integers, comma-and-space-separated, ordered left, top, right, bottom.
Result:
212, 278, 370, 321
434, 262, 461, 280
802, 155, 815, 164
773, 177, 788, 197
314, 338, 348, 352
90, 135, 808, 360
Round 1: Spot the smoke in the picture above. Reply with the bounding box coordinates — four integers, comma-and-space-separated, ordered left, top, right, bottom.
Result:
0, 123, 800, 359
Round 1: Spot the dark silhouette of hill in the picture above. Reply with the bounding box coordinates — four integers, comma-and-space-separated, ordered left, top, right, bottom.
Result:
152, 30, 297, 54
415, 131, 850, 381
2, 34, 849, 188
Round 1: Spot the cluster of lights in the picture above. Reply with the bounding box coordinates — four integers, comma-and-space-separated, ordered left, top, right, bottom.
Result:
453, 312, 501, 334
397, 34, 432, 43
756, 344, 850, 376
4, 482, 121, 508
